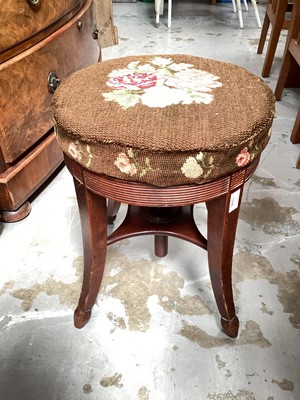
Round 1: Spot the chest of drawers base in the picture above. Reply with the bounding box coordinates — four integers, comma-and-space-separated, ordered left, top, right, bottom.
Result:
0, 130, 63, 222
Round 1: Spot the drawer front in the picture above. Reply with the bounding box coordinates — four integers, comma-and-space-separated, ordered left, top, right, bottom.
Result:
0, 0, 84, 52
0, 132, 64, 211
0, 0, 99, 164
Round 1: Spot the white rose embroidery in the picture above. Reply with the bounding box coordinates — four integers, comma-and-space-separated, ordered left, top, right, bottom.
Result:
181, 157, 203, 179
103, 57, 222, 109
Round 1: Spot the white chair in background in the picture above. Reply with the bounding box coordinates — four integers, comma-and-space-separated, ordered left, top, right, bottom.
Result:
155, 0, 262, 29
233, 0, 262, 28
155, 0, 172, 28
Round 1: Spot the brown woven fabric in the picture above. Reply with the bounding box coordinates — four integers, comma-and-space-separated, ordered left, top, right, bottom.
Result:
52, 54, 275, 186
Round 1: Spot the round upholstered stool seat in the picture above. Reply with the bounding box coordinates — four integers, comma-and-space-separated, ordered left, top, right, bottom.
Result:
52, 55, 275, 339
52, 55, 274, 187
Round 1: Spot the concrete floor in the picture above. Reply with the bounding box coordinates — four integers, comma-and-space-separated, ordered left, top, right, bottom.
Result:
1, 1, 300, 399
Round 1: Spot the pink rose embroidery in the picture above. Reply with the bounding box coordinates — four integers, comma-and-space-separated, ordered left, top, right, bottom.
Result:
236, 147, 250, 167
107, 73, 159, 91
114, 153, 137, 176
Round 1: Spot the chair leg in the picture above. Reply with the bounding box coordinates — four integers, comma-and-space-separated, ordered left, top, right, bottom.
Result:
257, 12, 270, 54
296, 155, 300, 169
236, 0, 244, 28
291, 107, 300, 144
232, 0, 237, 13
206, 188, 243, 338
261, 17, 286, 77
250, 0, 262, 28
168, 0, 172, 28
274, 50, 293, 100
73, 179, 108, 329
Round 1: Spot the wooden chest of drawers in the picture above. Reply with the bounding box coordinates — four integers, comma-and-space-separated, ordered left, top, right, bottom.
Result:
0, 0, 100, 222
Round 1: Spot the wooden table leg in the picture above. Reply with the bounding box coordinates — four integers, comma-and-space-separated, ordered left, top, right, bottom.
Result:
73, 178, 108, 328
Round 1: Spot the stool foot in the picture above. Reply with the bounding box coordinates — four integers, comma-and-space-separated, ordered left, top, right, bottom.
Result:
74, 306, 92, 329
221, 315, 239, 338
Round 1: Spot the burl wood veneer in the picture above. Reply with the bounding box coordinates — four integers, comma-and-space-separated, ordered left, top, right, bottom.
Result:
0, 0, 100, 222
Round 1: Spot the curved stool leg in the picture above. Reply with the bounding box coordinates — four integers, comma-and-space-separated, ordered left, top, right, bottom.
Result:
73, 178, 107, 328
206, 189, 243, 338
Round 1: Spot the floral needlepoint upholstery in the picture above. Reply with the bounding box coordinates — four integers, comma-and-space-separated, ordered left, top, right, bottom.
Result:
102, 57, 222, 108
52, 55, 275, 187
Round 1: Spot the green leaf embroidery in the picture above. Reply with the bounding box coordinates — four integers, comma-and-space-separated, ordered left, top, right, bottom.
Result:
103, 89, 140, 109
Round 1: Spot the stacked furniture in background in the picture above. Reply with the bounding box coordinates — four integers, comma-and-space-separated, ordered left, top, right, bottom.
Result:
257, 0, 293, 77
274, 0, 300, 168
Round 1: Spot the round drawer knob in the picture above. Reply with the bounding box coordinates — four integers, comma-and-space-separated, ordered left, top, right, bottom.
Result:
28, 0, 40, 6
92, 28, 99, 40
48, 71, 60, 94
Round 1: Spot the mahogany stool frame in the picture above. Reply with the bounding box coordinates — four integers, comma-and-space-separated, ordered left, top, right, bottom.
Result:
65, 154, 260, 338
